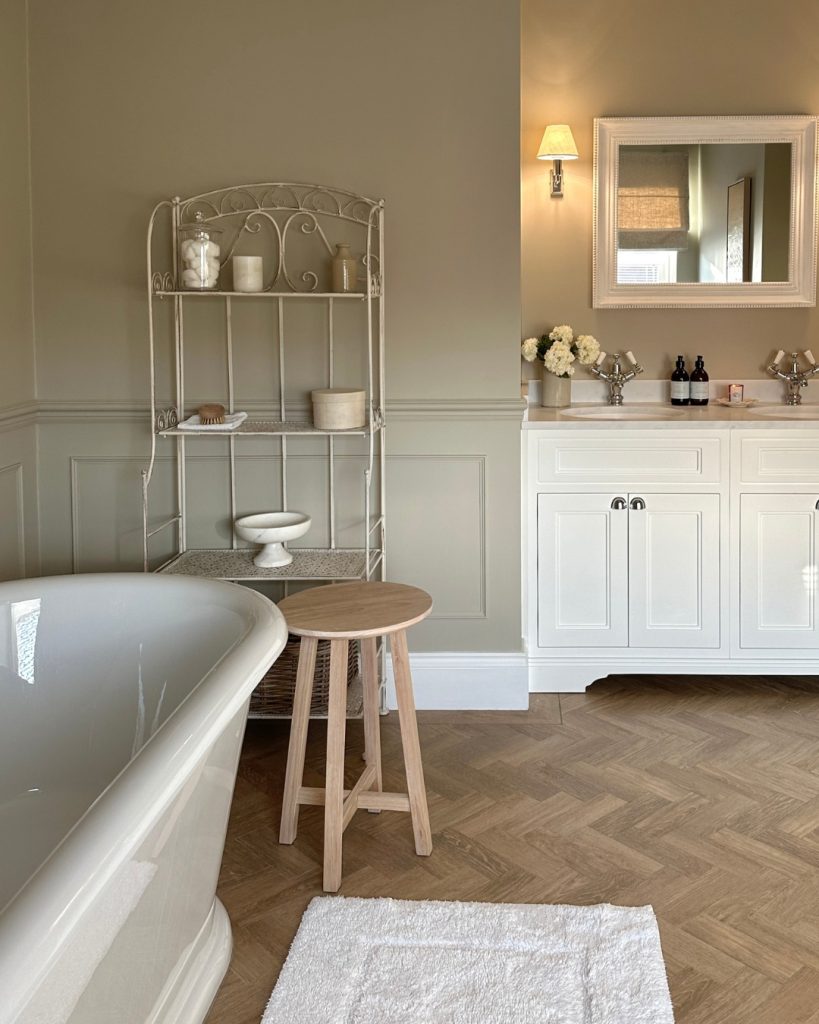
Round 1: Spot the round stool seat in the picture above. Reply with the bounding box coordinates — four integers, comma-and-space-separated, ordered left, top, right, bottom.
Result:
278, 581, 432, 639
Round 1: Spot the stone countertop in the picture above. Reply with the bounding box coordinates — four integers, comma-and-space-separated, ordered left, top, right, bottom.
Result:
523, 402, 819, 430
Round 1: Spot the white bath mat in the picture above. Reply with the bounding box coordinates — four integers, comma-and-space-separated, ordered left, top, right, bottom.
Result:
262, 897, 674, 1023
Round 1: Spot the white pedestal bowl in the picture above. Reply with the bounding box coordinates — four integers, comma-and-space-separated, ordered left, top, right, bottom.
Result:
234, 511, 311, 568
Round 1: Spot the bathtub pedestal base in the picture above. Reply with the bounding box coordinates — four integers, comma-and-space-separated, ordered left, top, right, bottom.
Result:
148, 898, 233, 1024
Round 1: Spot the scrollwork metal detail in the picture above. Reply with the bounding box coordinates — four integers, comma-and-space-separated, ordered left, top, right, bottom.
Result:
155, 407, 179, 432
179, 182, 379, 228
151, 271, 175, 293
171, 183, 383, 294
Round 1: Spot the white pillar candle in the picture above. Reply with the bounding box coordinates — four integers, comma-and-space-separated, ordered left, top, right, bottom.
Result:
232, 255, 263, 293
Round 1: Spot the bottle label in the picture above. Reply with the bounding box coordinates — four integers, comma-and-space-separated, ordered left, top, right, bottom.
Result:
690, 381, 709, 401
671, 381, 690, 400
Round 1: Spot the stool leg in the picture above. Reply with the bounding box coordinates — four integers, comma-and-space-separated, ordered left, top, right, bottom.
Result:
361, 636, 383, 809
279, 635, 318, 845
323, 638, 349, 892
390, 629, 432, 856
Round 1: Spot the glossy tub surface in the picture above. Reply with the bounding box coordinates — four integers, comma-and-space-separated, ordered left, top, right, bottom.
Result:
0, 574, 287, 1024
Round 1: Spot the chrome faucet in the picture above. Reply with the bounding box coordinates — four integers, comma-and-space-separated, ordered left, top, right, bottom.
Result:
589, 350, 644, 405
766, 350, 819, 405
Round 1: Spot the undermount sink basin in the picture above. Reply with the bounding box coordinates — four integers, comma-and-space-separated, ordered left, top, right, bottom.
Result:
746, 404, 819, 419
559, 405, 685, 421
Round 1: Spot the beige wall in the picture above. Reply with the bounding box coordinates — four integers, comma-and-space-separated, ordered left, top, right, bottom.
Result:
0, 0, 35, 408
25, 0, 523, 654
522, 0, 819, 381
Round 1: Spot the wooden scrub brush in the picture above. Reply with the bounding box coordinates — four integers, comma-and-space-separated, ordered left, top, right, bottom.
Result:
198, 403, 226, 425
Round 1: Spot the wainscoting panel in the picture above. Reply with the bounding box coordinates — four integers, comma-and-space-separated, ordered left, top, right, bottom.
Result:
0, 419, 38, 581
0, 463, 25, 581
70, 455, 176, 573
385, 455, 485, 619
40, 406, 523, 657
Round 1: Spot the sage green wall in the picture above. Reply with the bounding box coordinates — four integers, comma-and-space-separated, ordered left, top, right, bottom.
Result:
29, 0, 520, 405
0, 0, 35, 408
27, 0, 523, 653
522, 0, 819, 381
0, 0, 39, 581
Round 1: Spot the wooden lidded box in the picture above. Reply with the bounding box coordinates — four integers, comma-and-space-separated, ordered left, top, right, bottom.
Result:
311, 388, 366, 430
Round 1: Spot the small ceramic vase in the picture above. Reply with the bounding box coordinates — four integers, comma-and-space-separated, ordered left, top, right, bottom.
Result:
541, 368, 572, 408
331, 243, 358, 292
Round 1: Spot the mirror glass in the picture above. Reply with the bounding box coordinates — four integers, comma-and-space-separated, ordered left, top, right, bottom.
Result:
616, 143, 792, 285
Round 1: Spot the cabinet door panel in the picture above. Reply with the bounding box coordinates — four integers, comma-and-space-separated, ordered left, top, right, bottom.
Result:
740, 494, 819, 648
628, 493, 721, 648
537, 493, 628, 648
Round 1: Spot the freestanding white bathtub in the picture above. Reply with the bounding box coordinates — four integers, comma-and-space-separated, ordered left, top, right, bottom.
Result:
0, 574, 287, 1024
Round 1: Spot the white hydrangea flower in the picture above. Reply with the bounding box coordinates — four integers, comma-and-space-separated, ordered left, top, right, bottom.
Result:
575, 334, 600, 366
548, 324, 574, 346
543, 340, 575, 378
520, 337, 539, 362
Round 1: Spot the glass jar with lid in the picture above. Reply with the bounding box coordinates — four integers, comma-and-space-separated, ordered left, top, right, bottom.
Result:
179, 211, 223, 290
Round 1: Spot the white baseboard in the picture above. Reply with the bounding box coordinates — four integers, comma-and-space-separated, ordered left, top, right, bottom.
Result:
528, 656, 819, 693
385, 652, 529, 710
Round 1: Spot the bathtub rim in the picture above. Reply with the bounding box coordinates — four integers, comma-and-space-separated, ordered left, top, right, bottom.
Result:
0, 573, 287, 1022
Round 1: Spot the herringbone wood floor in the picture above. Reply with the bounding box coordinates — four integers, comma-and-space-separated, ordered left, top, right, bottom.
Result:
207, 676, 819, 1024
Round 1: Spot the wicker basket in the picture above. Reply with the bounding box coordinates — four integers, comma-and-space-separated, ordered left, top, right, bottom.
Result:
249, 633, 358, 717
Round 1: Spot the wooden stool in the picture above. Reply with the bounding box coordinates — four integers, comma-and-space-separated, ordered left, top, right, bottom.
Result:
278, 581, 433, 892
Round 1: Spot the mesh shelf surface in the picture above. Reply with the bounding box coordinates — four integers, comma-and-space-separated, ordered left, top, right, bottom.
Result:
159, 419, 370, 437
158, 547, 380, 581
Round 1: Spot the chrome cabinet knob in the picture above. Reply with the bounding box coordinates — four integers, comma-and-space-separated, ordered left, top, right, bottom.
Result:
610, 497, 627, 510
630, 497, 646, 510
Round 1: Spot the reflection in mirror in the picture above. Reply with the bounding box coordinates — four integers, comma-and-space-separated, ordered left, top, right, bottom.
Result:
616, 143, 792, 285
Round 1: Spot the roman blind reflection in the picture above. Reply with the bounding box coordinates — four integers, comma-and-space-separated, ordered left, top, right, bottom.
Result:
618, 148, 690, 250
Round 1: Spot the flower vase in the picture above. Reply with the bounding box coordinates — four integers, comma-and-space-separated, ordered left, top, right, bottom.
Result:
541, 368, 571, 408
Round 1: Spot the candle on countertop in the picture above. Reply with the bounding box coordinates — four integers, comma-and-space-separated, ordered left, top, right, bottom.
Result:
728, 384, 744, 403
233, 255, 263, 293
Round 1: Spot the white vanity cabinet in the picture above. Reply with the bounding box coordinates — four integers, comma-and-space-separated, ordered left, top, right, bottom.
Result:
536, 491, 720, 650
739, 494, 819, 648
536, 493, 629, 648
628, 492, 721, 649
733, 432, 819, 654
524, 422, 819, 692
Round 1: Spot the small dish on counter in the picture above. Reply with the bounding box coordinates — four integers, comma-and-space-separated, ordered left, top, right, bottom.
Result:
714, 397, 759, 409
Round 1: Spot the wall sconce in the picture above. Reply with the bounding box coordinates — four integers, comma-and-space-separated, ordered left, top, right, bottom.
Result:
537, 124, 579, 198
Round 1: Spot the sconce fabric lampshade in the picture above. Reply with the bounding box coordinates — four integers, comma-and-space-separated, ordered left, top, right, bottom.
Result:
537, 125, 579, 161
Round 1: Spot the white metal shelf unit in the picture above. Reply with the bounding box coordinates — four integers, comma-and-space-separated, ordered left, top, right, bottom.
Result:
141, 182, 386, 615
